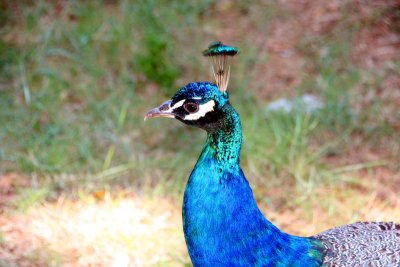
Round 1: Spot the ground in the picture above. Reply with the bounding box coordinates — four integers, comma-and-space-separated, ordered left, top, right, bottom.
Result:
0, 172, 399, 267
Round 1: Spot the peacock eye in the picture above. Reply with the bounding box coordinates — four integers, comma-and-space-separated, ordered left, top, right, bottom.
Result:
183, 102, 199, 113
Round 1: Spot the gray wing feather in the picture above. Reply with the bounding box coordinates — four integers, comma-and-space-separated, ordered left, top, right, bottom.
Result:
313, 221, 400, 267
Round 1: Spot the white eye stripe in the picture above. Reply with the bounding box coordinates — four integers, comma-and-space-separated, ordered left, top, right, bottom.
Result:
184, 100, 215, 121
171, 99, 185, 109
171, 98, 202, 110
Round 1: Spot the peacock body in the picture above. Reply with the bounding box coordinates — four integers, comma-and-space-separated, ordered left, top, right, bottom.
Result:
145, 43, 400, 267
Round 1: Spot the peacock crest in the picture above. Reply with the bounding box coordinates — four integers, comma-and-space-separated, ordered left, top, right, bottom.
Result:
202, 41, 239, 93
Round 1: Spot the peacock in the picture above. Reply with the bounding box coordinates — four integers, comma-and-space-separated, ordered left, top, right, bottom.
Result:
145, 42, 400, 266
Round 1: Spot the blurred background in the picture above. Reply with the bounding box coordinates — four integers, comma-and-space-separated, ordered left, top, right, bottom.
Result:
0, 0, 399, 266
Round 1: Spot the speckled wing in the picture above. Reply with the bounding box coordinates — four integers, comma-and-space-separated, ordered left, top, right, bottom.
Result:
313, 221, 400, 266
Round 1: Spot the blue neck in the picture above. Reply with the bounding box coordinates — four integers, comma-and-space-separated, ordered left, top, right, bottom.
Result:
182, 103, 324, 266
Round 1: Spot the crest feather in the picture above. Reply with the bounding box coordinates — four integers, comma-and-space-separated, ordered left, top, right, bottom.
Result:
203, 41, 239, 93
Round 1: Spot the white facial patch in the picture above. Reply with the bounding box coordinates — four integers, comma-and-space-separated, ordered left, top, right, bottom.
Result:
184, 100, 215, 121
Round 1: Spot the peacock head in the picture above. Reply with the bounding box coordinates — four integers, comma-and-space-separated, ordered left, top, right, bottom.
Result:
145, 42, 239, 132
144, 82, 230, 132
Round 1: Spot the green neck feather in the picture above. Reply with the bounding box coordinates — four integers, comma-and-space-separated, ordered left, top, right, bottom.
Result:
203, 103, 242, 171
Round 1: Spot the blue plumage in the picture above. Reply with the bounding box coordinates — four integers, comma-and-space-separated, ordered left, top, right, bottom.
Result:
147, 83, 325, 266
183, 141, 324, 266
145, 82, 400, 266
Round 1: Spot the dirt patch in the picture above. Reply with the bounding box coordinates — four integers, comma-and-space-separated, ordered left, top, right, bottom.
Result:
210, 0, 400, 97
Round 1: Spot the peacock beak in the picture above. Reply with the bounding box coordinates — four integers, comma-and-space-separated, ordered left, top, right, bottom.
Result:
144, 100, 175, 120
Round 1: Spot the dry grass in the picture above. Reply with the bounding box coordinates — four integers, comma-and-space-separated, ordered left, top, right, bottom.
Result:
1, 179, 399, 267
0, 193, 189, 267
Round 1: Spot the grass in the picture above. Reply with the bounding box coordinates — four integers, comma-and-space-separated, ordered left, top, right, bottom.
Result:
0, 1, 214, 190
0, 0, 398, 196
0, 0, 399, 266
1, 1, 397, 190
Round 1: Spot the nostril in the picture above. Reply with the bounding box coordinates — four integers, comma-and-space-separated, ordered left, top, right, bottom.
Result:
159, 100, 172, 111
159, 104, 170, 111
